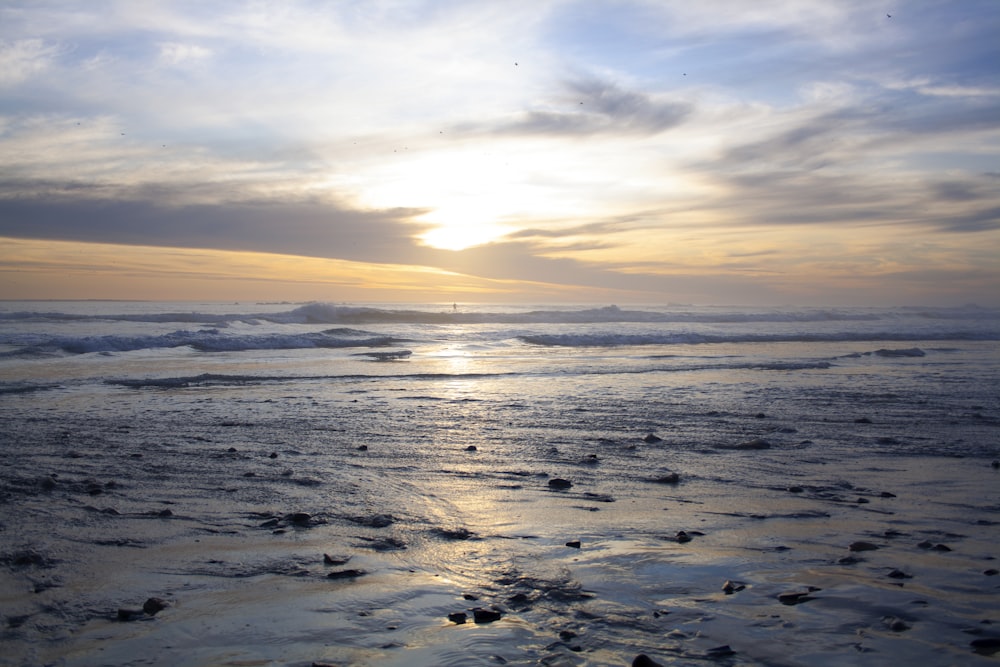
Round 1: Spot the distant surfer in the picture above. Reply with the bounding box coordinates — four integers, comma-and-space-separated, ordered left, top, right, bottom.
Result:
453, 303, 457, 312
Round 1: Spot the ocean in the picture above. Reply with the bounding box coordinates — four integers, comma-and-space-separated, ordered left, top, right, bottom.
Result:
1, 301, 999, 666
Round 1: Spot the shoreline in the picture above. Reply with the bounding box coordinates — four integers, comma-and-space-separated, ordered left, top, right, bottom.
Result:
2, 413, 999, 666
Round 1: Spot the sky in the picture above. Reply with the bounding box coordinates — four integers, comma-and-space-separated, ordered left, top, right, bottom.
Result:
1, 0, 999, 305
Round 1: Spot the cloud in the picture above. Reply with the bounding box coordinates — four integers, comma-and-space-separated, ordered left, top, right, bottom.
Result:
158, 42, 212, 67
459, 77, 692, 138
0, 194, 432, 265
0, 38, 59, 86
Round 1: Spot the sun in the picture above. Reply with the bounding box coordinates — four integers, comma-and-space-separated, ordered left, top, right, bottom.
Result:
416, 205, 511, 251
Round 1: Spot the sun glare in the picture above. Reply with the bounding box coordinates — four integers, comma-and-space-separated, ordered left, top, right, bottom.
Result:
416, 205, 511, 251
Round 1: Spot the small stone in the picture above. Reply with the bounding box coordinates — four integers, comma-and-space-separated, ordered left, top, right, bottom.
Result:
447, 612, 467, 624
984, 569, 999, 576
931, 543, 953, 552
722, 580, 746, 594
883, 616, 910, 632
643, 433, 662, 443
327, 569, 366, 579
288, 512, 312, 525
143, 597, 168, 615
675, 531, 691, 544
887, 569, 912, 579
788, 485, 804, 493
754, 412, 767, 419
548, 478, 573, 490
849, 541, 879, 552
652, 472, 680, 484
465, 445, 477, 451
633, 655, 664, 667
357, 445, 368, 451
706, 645, 736, 658
733, 437, 771, 450
972, 637, 1000, 656
117, 607, 144, 622
323, 554, 350, 565
565, 540, 581, 549
880, 491, 897, 498
269, 452, 278, 459
227, 447, 237, 452
855, 417, 873, 424
472, 608, 502, 623
778, 591, 816, 605
991, 460, 999, 469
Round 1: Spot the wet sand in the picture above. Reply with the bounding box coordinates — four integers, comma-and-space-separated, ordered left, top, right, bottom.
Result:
2, 410, 1000, 667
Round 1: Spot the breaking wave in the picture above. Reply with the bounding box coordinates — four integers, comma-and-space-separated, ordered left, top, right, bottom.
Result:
0, 330, 406, 357
2, 302, 997, 326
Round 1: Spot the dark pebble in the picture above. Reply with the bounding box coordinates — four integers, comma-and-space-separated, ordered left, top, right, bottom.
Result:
633, 655, 664, 667
643, 433, 662, 443
288, 512, 312, 525
675, 531, 692, 543
855, 417, 873, 424
357, 445, 368, 451
706, 645, 736, 658
733, 437, 771, 450
883, 616, 910, 632
269, 452, 278, 459
788, 486, 804, 493
991, 460, 999, 469
565, 540, 581, 549
323, 554, 350, 566
778, 590, 817, 605
932, 543, 953, 552
448, 612, 467, 624
143, 597, 168, 615
652, 472, 680, 484
722, 580, 746, 594
327, 569, 366, 579
473, 608, 502, 623
465, 445, 477, 451
548, 478, 573, 490
984, 569, 999, 576
849, 541, 879, 552
880, 491, 897, 498
117, 607, 144, 622
972, 637, 1000, 656
888, 569, 912, 579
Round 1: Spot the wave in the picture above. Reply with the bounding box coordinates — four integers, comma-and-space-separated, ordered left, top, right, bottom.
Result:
3, 302, 997, 326
519, 331, 1000, 347
104, 360, 833, 389
0, 329, 407, 356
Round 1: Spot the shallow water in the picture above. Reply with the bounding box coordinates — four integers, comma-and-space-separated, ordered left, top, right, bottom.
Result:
1, 302, 999, 665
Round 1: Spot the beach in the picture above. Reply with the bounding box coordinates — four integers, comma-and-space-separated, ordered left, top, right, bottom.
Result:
1, 302, 998, 666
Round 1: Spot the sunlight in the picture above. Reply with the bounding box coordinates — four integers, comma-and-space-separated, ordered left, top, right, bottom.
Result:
416, 204, 512, 251
351, 144, 555, 251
